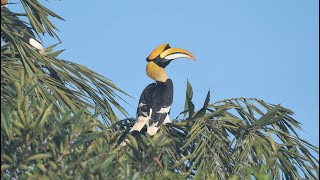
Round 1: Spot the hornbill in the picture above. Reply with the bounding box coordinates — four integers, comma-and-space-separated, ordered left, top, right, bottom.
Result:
1, 0, 44, 54
125, 43, 195, 142
1, 1, 63, 83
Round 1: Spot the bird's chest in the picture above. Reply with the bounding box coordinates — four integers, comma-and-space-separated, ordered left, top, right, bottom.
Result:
147, 84, 173, 108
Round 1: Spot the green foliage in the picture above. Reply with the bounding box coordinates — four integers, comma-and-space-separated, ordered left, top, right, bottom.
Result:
1, 0, 319, 179
2, 76, 318, 179
0, 73, 180, 179
1, 0, 129, 125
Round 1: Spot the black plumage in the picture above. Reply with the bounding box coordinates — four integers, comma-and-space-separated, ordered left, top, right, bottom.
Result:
137, 79, 173, 130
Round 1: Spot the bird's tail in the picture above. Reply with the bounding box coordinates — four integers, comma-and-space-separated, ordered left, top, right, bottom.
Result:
120, 139, 129, 147
120, 109, 152, 147
129, 116, 149, 132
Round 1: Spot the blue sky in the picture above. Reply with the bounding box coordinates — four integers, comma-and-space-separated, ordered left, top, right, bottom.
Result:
15, 1, 320, 147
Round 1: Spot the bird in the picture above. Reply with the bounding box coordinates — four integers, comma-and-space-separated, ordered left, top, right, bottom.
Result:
121, 43, 195, 146
1, 0, 44, 54
1, 2, 64, 83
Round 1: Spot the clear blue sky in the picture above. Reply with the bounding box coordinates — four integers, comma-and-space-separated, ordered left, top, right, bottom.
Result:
17, 1, 320, 147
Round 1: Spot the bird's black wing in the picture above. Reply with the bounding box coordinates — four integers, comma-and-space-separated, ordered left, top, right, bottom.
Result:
136, 82, 156, 119
1, 6, 38, 45
148, 79, 173, 127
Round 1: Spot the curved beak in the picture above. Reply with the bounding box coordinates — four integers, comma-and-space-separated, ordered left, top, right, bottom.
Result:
160, 47, 196, 61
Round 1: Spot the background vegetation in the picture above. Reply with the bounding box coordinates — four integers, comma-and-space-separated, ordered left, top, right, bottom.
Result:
1, 0, 319, 179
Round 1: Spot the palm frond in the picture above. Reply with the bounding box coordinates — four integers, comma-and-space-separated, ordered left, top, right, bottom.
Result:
1, 2, 129, 125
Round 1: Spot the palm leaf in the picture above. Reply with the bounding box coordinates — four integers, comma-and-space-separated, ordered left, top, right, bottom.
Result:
1, 2, 129, 125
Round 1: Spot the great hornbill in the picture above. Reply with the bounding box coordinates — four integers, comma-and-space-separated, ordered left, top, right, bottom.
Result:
1, 0, 63, 83
128, 43, 195, 137
1, 0, 44, 54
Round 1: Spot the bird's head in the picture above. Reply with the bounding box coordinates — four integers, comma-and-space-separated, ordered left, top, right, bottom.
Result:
146, 43, 195, 82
